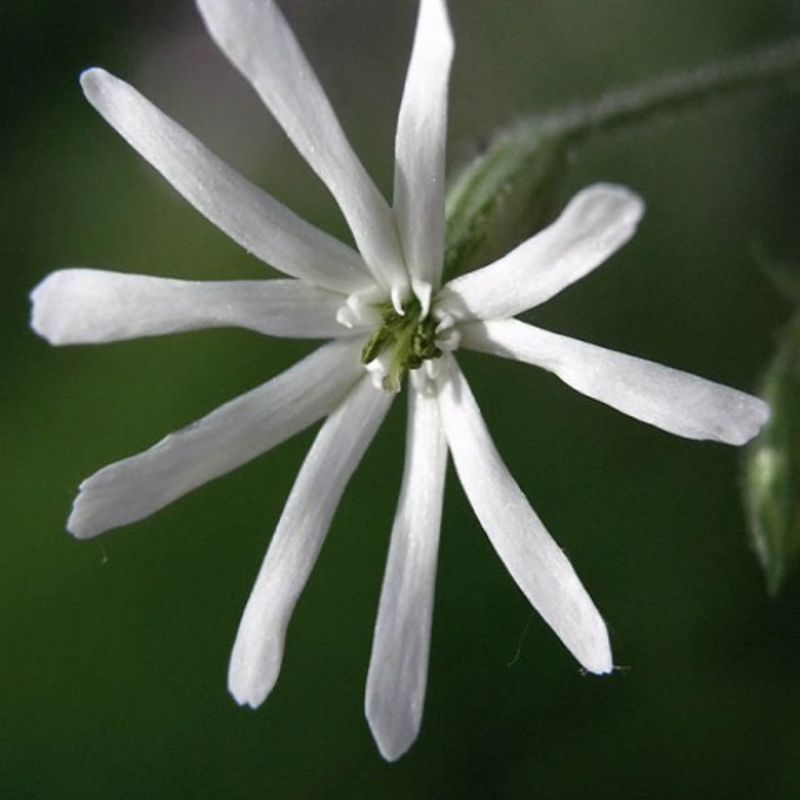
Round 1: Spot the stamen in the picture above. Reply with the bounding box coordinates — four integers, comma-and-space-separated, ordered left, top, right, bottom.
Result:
391, 285, 407, 315
411, 279, 432, 319
336, 288, 385, 330
336, 305, 357, 329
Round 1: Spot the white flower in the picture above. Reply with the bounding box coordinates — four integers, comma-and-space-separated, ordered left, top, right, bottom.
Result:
31, 0, 769, 761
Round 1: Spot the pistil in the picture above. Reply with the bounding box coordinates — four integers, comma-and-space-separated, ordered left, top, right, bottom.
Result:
361, 296, 442, 392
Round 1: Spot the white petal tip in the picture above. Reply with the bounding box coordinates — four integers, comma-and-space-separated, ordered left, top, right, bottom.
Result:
227, 629, 283, 711
568, 183, 645, 251
63, 458, 161, 539
374, 733, 415, 763
588, 182, 646, 221
694, 391, 771, 446
30, 282, 52, 344
565, 622, 614, 675
66, 488, 117, 540
79, 67, 112, 101
66, 520, 97, 541
228, 685, 265, 710
584, 654, 615, 676
366, 703, 419, 762
227, 668, 273, 711
79, 66, 103, 85
729, 397, 771, 445
30, 271, 73, 345
31, 269, 115, 345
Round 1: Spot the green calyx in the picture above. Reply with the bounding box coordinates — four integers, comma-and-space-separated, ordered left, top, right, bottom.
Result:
361, 297, 442, 391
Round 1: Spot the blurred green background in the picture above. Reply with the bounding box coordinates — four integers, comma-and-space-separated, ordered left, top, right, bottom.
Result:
3, 0, 800, 797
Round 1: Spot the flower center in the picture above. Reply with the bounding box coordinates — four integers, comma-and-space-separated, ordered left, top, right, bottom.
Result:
360, 296, 443, 393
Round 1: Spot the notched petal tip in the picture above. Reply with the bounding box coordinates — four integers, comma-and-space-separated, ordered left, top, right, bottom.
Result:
728, 395, 771, 446
548, 593, 614, 676
228, 656, 278, 710
673, 381, 771, 446
578, 628, 614, 676
65, 472, 128, 540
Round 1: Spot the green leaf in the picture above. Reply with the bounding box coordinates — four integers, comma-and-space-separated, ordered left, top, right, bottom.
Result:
743, 316, 800, 595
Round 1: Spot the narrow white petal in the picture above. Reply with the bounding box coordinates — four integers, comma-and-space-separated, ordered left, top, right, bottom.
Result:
463, 319, 770, 445
228, 377, 393, 708
195, 0, 408, 295
394, 0, 453, 289
439, 184, 644, 321
81, 68, 369, 294
437, 357, 612, 674
68, 338, 366, 538
366, 377, 447, 761
31, 269, 359, 344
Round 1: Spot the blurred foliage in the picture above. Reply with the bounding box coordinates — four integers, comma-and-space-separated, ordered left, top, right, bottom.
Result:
744, 315, 800, 594
744, 250, 800, 594
3, 1, 800, 799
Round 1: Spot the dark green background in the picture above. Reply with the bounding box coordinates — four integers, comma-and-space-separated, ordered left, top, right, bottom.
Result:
3, 0, 800, 797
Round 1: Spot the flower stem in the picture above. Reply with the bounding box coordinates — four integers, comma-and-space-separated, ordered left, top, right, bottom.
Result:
540, 38, 800, 145
445, 39, 800, 280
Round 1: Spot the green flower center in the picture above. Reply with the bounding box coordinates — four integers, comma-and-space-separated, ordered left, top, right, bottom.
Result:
360, 296, 442, 391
